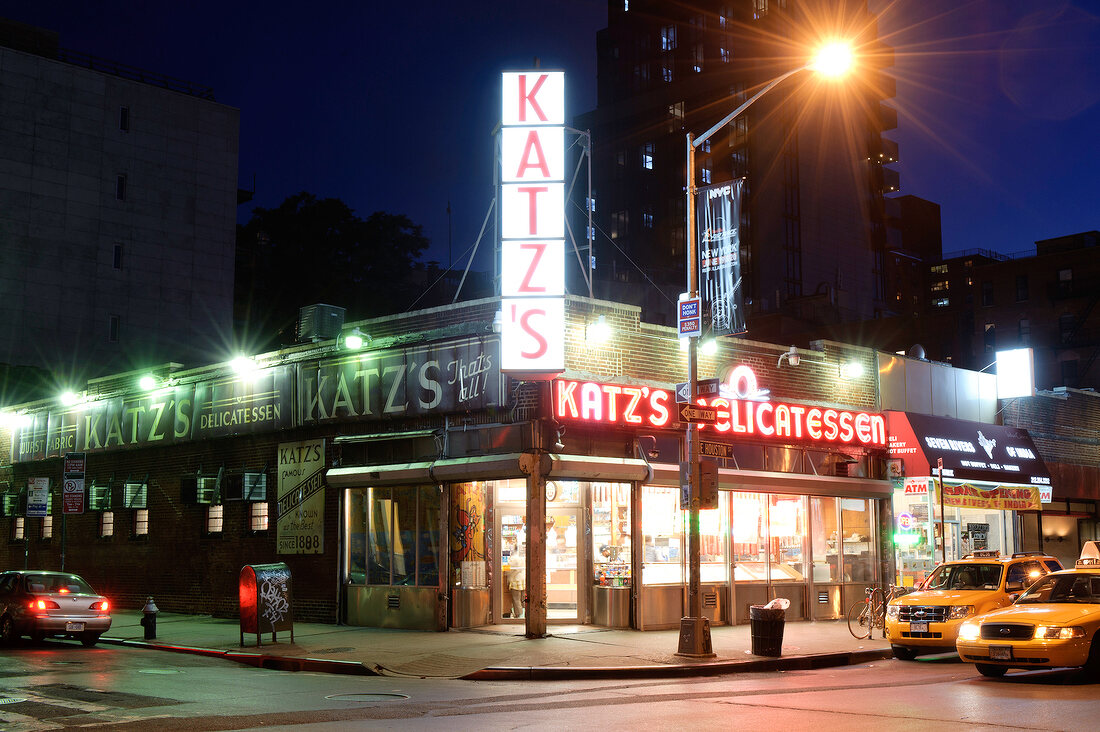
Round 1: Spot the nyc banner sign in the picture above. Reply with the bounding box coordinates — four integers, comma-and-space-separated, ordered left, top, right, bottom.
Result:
500, 71, 565, 376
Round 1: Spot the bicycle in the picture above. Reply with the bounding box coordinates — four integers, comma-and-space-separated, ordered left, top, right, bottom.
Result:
847, 585, 911, 639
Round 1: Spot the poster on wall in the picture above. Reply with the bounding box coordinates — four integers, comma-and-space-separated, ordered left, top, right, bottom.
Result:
276, 438, 326, 555
696, 178, 746, 336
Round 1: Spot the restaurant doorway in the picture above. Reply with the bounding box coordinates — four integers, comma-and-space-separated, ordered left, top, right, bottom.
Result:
496, 506, 581, 623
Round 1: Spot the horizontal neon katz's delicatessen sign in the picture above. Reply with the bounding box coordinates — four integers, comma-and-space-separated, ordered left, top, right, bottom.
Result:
552, 379, 886, 447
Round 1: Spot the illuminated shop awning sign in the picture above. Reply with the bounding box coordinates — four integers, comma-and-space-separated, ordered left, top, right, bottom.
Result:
886, 411, 1051, 487
553, 378, 887, 448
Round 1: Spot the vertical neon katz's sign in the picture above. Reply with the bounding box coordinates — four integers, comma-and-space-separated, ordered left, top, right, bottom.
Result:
500, 71, 565, 375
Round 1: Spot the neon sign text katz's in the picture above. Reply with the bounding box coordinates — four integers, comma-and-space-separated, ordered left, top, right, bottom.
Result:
553, 379, 887, 447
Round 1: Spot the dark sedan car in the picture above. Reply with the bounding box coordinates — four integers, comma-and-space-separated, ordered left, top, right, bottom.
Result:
0, 570, 112, 646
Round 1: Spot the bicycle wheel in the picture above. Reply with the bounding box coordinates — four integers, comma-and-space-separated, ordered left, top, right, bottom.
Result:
847, 601, 872, 639
869, 588, 887, 630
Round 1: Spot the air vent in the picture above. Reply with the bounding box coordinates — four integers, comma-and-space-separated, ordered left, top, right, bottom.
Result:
297, 304, 345, 342
702, 592, 718, 609
387, 594, 400, 609
818, 592, 829, 604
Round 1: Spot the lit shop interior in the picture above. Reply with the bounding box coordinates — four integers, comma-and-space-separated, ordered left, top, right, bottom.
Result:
378, 478, 888, 629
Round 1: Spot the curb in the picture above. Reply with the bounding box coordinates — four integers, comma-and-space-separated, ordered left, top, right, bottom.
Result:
463, 648, 894, 680
100, 635, 892, 681
99, 637, 377, 676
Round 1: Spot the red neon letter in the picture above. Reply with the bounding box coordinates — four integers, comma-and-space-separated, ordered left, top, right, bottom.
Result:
518, 74, 549, 122
515, 130, 551, 179
517, 242, 547, 293
518, 307, 548, 358
517, 186, 548, 235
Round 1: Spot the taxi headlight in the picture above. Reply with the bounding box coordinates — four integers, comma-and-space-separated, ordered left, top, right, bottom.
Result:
886, 604, 900, 619
948, 605, 975, 620
958, 622, 981, 641
1034, 626, 1086, 640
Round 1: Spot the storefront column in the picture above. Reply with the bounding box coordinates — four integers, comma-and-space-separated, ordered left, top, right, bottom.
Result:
521, 452, 549, 637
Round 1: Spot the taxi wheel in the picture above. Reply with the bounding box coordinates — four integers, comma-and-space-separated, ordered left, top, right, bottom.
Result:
975, 663, 1007, 678
891, 645, 917, 661
1085, 638, 1100, 677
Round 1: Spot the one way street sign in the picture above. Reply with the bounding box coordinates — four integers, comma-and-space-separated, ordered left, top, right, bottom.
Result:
678, 403, 718, 424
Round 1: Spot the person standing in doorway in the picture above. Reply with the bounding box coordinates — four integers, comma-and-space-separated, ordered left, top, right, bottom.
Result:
508, 542, 526, 619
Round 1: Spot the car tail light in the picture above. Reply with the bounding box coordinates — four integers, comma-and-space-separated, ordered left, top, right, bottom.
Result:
91, 600, 109, 612
30, 598, 61, 611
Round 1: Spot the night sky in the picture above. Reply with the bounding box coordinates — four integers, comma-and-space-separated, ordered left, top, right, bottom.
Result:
2, 1, 1097, 273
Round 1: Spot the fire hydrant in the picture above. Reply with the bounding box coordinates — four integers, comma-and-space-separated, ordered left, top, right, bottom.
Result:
140, 597, 159, 640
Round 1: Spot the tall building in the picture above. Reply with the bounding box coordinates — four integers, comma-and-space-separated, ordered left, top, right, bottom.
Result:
577, 0, 898, 335
0, 19, 240, 402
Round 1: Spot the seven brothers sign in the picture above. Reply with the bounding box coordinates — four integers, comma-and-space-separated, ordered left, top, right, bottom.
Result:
500, 71, 565, 376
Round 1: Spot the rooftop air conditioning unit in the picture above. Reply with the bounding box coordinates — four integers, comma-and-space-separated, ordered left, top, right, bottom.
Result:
297, 304, 345, 343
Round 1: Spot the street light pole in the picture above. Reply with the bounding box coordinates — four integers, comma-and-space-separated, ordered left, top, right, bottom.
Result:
675, 44, 852, 658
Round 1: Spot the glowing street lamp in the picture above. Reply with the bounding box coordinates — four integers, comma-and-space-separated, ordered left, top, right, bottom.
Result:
677, 42, 854, 658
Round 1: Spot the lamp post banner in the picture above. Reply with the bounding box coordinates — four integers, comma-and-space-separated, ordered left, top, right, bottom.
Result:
696, 179, 745, 336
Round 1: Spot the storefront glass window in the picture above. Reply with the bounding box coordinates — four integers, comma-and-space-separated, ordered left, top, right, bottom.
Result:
593, 482, 631, 586
840, 498, 873, 582
418, 485, 440, 586
348, 490, 368, 583
701, 492, 729, 582
642, 485, 683, 585
810, 497, 839, 582
731, 492, 767, 580
769, 494, 805, 581
450, 481, 488, 589
368, 487, 393, 585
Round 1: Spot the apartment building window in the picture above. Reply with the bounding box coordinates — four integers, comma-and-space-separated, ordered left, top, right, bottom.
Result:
659, 64, 672, 83
642, 142, 654, 170
616, 149, 626, 166
611, 211, 627, 240
1060, 314, 1076, 344
133, 509, 149, 537
115, 174, 127, 201
1015, 274, 1029, 301
1019, 318, 1030, 345
731, 148, 748, 176
692, 44, 703, 73
667, 101, 683, 118
633, 63, 650, 89
109, 314, 120, 343
250, 502, 269, 532
731, 116, 748, 139
701, 166, 712, 185
1058, 268, 1073, 295
933, 297, 950, 308
11, 517, 25, 541
119, 106, 130, 131
113, 243, 123, 270
207, 504, 224, 534
930, 264, 948, 275
981, 280, 993, 306
753, 0, 769, 19
623, 0, 628, 10
660, 25, 676, 51
984, 323, 996, 352
931, 280, 949, 293
100, 511, 114, 538
42, 515, 53, 540
720, 47, 730, 63
642, 207, 654, 228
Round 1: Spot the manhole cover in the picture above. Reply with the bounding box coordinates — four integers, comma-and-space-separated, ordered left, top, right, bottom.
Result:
313, 647, 355, 654
325, 693, 409, 703
139, 669, 183, 675
0, 698, 28, 705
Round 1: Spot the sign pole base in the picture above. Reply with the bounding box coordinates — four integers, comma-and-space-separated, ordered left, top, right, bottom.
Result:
674, 616, 716, 658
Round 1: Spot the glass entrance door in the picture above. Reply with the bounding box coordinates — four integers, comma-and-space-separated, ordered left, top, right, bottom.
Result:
496, 507, 580, 623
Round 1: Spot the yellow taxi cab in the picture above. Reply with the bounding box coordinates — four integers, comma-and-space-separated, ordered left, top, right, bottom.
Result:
885, 550, 1063, 660
956, 542, 1100, 677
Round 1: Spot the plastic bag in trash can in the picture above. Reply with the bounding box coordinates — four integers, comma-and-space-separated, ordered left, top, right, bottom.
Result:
763, 597, 790, 610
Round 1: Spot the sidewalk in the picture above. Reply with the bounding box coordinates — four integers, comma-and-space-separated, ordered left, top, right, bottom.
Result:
99, 610, 894, 680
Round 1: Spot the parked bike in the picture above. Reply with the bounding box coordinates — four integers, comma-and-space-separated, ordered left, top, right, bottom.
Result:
848, 585, 911, 639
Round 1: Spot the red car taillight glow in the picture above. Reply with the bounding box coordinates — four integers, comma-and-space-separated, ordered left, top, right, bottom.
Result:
30, 598, 61, 611
93, 600, 109, 612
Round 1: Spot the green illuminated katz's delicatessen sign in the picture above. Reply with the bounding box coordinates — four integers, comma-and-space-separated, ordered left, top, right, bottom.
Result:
12, 366, 294, 462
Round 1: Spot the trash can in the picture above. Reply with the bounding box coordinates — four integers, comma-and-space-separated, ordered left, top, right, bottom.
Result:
749, 604, 785, 657
240, 563, 294, 647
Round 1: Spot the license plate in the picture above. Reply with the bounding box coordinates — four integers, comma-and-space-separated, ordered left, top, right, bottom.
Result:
910, 621, 928, 633
990, 645, 1012, 661
65, 622, 85, 632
